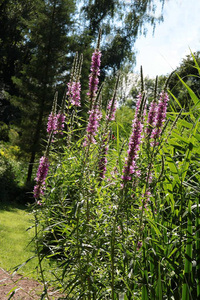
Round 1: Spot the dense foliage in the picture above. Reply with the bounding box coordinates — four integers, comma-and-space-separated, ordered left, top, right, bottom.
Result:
32, 44, 200, 299
0, 0, 166, 185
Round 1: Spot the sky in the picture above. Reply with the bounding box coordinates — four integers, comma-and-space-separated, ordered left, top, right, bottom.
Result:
134, 0, 200, 78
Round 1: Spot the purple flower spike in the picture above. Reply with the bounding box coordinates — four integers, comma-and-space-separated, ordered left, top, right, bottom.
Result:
87, 49, 102, 105
135, 93, 142, 116
122, 94, 143, 181
122, 118, 143, 181
71, 81, 81, 107
83, 106, 102, 146
106, 99, 117, 121
47, 112, 57, 134
56, 112, 66, 134
146, 100, 157, 136
67, 81, 73, 98
98, 139, 109, 179
67, 80, 81, 107
150, 91, 169, 146
33, 156, 49, 199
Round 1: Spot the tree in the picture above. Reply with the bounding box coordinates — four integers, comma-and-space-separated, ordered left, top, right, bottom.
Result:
10, 0, 76, 182
167, 51, 200, 111
0, 0, 34, 124
80, 0, 165, 73
0, 0, 168, 184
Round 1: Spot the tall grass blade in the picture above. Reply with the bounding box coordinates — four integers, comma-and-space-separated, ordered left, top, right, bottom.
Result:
182, 200, 193, 300
196, 197, 200, 299
168, 90, 182, 109
117, 123, 122, 173
176, 73, 200, 106
156, 261, 163, 300
142, 270, 148, 300
190, 49, 200, 77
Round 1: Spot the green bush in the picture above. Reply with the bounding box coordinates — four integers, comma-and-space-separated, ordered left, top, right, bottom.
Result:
0, 155, 20, 202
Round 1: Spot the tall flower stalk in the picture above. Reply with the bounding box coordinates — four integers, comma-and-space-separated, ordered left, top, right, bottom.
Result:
146, 76, 158, 136
67, 53, 83, 107
33, 92, 66, 200
33, 155, 50, 199
47, 92, 58, 135
122, 92, 145, 181
88, 30, 102, 110
83, 85, 103, 147
150, 90, 169, 146
98, 136, 109, 179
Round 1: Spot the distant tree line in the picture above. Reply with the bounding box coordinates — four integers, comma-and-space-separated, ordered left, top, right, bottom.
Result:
0, 0, 166, 182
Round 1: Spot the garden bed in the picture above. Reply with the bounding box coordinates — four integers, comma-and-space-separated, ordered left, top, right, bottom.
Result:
0, 268, 63, 299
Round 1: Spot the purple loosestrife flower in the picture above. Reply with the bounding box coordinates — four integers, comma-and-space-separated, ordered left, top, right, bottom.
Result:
56, 112, 66, 134
66, 81, 73, 100
139, 189, 151, 210
33, 156, 49, 199
47, 112, 66, 135
71, 81, 81, 107
106, 99, 117, 121
146, 100, 157, 136
122, 118, 143, 181
87, 49, 101, 106
150, 91, 169, 146
98, 138, 109, 179
122, 94, 143, 181
137, 241, 142, 250
67, 80, 81, 107
83, 106, 102, 146
47, 112, 57, 134
135, 93, 142, 115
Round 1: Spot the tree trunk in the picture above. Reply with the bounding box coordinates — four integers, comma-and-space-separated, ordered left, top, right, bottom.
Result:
26, 1, 56, 183
26, 104, 45, 183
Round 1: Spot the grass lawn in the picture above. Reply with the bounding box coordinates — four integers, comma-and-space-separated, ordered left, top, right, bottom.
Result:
0, 203, 42, 280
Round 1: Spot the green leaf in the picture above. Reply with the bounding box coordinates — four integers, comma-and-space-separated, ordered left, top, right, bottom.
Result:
156, 261, 162, 300
147, 218, 161, 237
168, 90, 182, 109
171, 131, 190, 144
117, 123, 122, 174
182, 200, 193, 300
190, 48, 200, 76
177, 118, 193, 130
196, 198, 200, 298
7, 287, 20, 299
176, 73, 200, 106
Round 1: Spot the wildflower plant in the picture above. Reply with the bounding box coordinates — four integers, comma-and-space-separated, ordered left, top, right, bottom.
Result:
32, 41, 200, 300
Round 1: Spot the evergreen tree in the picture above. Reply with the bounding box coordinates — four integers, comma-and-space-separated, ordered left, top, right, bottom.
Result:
0, 0, 34, 124
11, 0, 76, 182
0, 0, 167, 184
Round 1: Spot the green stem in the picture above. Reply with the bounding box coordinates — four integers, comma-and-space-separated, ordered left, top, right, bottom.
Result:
34, 213, 50, 300
76, 207, 85, 298
196, 196, 200, 298
111, 219, 116, 300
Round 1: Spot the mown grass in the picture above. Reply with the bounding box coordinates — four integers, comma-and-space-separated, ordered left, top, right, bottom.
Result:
0, 203, 50, 281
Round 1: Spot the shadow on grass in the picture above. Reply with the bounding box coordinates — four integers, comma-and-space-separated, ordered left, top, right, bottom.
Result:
0, 181, 35, 212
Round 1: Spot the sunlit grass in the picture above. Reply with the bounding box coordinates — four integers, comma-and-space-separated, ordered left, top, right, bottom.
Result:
0, 203, 50, 281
